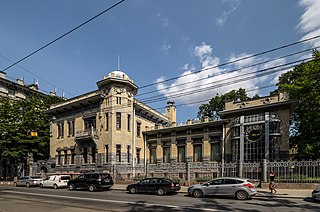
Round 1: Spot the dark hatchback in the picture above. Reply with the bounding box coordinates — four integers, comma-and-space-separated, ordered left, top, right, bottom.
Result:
126, 177, 181, 196
67, 172, 113, 192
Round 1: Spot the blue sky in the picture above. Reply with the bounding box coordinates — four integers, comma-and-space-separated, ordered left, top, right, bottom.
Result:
1, 0, 320, 123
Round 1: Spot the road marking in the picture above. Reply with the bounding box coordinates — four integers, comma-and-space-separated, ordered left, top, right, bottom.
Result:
2, 190, 220, 211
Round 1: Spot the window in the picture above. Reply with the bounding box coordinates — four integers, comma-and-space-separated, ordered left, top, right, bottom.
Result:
210, 142, 221, 161
127, 145, 130, 163
127, 114, 131, 131
68, 120, 75, 137
193, 144, 202, 162
116, 97, 121, 104
57, 122, 64, 138
224, 179, 239, 184
136, 148, 141, 164
8, 88, 15, 97
177, 145, 185, 162
57, 151, 61, 165
91, 147, 96, 163
105, 113, 109, 131
70, 149, 75, 164
163, 142, 171, 163
84, 117, 96, 130
64, 150, 68, 165
116, 112, 121, 130
116, 144, 121, 162
150, 148, 157, 164
209, 179, 223, 185
83, 147, 88, 164
105, 145, 109, 163
136, 122, 141, 137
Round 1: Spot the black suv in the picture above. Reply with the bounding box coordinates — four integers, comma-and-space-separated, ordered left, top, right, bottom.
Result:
67, 172, 113, 192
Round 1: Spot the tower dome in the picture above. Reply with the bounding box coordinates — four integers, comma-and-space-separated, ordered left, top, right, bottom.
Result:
107, 70, 131, 80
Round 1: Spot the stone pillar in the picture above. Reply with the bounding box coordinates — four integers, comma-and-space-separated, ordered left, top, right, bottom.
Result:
262, 159, 267, 182
239, 116, 244, 178
170, 143, 177, 164
186, 142, 193, 162
203, 139, 210, 162
265, 112, 270, 161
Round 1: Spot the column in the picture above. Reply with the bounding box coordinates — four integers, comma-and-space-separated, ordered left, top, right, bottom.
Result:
265, 112, 270, 161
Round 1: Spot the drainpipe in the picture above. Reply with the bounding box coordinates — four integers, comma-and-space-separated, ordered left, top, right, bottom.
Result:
131, 107, 135, 178
221, 123, 225, 177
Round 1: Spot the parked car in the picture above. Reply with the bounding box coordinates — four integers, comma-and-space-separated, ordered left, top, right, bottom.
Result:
67, 172, 113, 192
14, 176, 43, 188
187, 177, 257, 200
40, 175, 71, 189
126, 177, 181, 196
312, 187, 320, 201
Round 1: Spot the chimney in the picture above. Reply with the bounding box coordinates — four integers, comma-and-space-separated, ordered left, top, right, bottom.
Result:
16, 78, 24, 86
0, 71, 6, 79
165, 100, 176, 124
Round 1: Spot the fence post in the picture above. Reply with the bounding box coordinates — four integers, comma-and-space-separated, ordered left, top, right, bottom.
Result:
262, 159, 267, 182
238, 161, 243, 178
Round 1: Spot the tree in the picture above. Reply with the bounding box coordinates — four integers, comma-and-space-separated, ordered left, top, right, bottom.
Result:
197, 88, 251, 120
0, 94, 63, 162
277, 50, 320, 159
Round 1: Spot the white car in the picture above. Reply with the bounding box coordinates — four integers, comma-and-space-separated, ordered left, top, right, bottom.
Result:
40, 175, 71, 189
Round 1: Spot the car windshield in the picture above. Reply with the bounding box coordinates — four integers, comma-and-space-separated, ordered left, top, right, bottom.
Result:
61, 176, 70, 180
30, 176, 42, 179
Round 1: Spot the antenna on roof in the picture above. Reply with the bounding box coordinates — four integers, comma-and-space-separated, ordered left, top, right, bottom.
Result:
117, 55, 120, 70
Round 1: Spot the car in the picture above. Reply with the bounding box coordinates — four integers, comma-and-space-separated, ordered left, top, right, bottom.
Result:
14, 176, 43, 188
187, 177, 257, 200
40, 175, 71, 189
126, 177, 181, 196
312, 187, 320, 201
67, 172, 113, 192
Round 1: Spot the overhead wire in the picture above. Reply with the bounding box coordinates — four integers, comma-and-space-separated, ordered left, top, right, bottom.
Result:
140, 57, 313, 103
2, 0, 126, 72
0, 53, 74, 96
138, 35, 320, 90
136, 46, 319, 97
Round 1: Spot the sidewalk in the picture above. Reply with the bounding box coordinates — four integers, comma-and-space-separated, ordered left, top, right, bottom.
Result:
111, 184, 313, 199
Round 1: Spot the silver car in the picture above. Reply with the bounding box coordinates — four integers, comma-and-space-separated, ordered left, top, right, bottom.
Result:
14, 176, 43, 187
312, 187, 320, 201
40, 175, 71, 189
188, 177, 257, 200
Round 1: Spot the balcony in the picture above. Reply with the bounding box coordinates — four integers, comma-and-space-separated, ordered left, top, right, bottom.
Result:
75, 128, 99, 141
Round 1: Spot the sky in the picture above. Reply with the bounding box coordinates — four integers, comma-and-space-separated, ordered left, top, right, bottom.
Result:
1, 0, 320, 123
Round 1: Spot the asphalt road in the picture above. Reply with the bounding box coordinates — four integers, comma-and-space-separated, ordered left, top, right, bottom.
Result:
0, 186, 319, 212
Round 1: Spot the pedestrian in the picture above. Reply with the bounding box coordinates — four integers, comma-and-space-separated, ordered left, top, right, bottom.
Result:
269, 171, 277, 194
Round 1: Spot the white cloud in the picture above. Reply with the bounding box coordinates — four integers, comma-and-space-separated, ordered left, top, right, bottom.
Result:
298, 0, 320, 47
161, 43, 171, 55
163, 18, 169, 28
155, 43, 280, 107
216, 0, 241, 27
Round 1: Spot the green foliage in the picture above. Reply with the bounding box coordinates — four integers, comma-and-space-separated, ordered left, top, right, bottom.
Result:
0, 94, 63, 161
277, 50, 320, 159
197, 88, 252, 119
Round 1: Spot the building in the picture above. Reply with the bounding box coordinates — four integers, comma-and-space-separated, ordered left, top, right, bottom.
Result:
45, 70, 295, 181
0, 71, 47, 180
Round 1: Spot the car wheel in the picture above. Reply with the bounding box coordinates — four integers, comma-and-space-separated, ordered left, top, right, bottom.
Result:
88, 184, 96, 192
129, 187, 137, 194
157, 188, 165, 196
68, 184, 76, 191
236, 190, 249, 200
193, 189, 204, 198
40, 183, 43, 188
53, 184, 58, 190
26, 182, 30, 188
